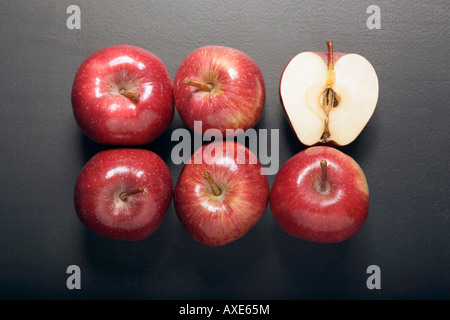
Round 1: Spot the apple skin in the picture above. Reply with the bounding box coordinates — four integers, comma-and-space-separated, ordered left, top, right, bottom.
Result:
173, 45, 265, 136
314, 51, 346, 65
74, 148, 173, 241
71, 44, 174, 145
270, 146, 369, 243
174, 141, 270, 246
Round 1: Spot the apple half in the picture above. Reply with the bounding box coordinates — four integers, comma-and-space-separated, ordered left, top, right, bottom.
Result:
280, 41, 379, 146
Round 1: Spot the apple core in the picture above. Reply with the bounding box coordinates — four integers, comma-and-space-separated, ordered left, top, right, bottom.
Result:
320, 41, 339, 143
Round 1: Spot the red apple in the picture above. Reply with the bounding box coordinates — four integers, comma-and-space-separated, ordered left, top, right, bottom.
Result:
280, 41, 379, 146
71, 44, 174, 145
174, 140, 270, 246
270, 146, 369, 243
173, 45, 265, 136
74, 148, 173, 241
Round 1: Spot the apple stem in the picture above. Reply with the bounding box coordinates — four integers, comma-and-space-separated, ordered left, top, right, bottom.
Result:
184, 78, 213, 92
204, 171, 222, 196
119, 88, 140, 102
319, 160, 328, 192
119, 187, 148, 201
327, 40, 334, 69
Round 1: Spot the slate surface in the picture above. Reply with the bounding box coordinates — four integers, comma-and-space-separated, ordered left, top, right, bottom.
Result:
0, 1, 449, 300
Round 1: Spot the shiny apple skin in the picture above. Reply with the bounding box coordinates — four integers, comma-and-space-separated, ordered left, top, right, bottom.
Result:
173, 45, 265, 136
74, 148, 173, 241
174, 141, 270, 246
71, 45, 174, 145
270, 146, 369, 243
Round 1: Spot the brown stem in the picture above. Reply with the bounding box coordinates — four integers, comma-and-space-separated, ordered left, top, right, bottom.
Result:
204, 171, 221, 196
119, 187, 148, 201
319, 160, 328, 192
326, 40, 334, 69
184, 78, 213, 92
119, 88, 140, 102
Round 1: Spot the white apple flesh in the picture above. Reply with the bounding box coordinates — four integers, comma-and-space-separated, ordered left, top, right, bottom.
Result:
280, 41, 379, 146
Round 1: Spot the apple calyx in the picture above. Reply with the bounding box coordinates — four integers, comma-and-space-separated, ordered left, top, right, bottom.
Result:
320, 41, 339, 143
119, 187, 148, 202
317, 160, 330, 194
119, 88, 140, 102
203, 171, 222, 196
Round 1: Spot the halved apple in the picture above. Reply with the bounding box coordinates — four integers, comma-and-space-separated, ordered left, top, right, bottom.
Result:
280, 41, 379, 146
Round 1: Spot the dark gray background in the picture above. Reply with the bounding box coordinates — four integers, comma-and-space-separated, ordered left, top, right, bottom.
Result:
0, 0, 449, 300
